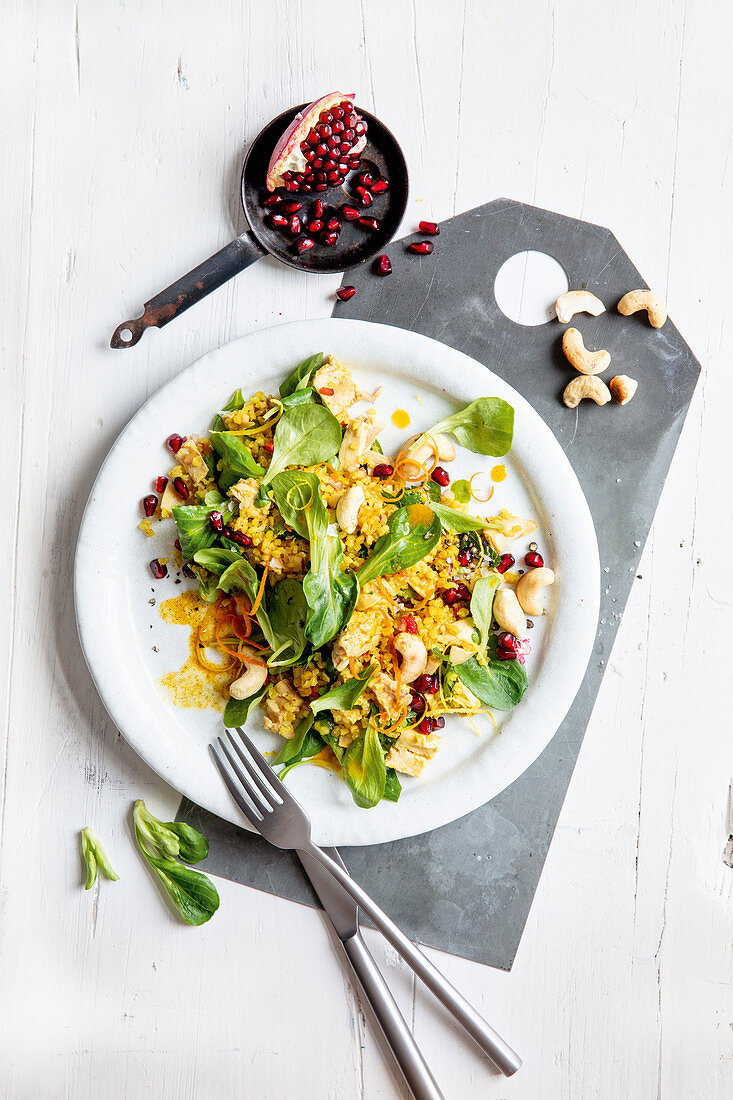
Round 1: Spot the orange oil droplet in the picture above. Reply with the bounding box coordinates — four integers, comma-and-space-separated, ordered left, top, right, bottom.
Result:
391, 409, 411, 429
491, 464, 507, 482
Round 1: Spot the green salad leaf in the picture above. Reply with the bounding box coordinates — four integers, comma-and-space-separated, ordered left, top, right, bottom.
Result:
270, 471, 312, 539
263, 403, 342, 485
384, 767, 402, 803
451, 653, 527, 710
267, 577, 309, 668
223, 686, 267, 728
342, 723, 387, 809
80, 827, 119, 890
358, 506, 441, 588
280, 389, 318, 409
132, 801, 219, 926
209, 430, 266, 489
428, 501, 486, 534
427, 397, 514, 457
469, 576, 497, 652
310, 665, 376, 715
279, 352, 324, 398
172, 504, 220, 558
272, 714, 325, 777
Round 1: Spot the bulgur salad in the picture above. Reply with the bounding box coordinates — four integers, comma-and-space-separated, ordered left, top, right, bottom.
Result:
141, 353, 554, 809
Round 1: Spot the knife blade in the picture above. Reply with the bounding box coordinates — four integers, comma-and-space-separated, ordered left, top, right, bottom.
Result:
298, 847, 443, 1100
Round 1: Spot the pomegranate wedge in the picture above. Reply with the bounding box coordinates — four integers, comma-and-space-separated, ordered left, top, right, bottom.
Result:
266, 92, 367, 192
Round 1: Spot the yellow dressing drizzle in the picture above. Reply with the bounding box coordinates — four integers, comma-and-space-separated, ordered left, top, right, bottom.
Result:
391, 409, 411, 429
491, 464, 507, 482
158, 590, 231, 710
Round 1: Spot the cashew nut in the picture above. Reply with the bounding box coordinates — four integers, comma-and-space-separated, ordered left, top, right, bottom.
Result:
400, 432, 456, 477
555, 290, 605, 324
493, 589, 526, 639
617, 290, 667, 329
335, 484, 365, 534
394, 632, 428, 683
609, 375, 638, 406
562, 375, 611, 408
516, 567, 554, 616
448, 617, 478, 665
229, 646, 268, 700
562, 328, 611, 376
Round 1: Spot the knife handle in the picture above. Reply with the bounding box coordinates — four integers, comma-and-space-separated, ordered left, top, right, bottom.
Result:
342, 932, 444, 1100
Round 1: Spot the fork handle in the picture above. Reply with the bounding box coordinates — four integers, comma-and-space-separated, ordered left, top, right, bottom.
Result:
303, 844, 522, 1077
341, 933, 444, 1100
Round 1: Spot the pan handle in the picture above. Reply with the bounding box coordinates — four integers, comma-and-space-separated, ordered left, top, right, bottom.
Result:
110, 231, 267, 349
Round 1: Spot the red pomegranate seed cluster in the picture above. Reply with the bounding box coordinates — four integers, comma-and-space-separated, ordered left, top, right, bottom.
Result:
495, 633, 532, 664
282, 101, 367, 192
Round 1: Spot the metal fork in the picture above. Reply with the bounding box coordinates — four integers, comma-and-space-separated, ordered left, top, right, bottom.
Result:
211, 727, 522, 1078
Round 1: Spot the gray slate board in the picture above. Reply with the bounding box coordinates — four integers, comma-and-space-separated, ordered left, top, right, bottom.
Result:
178, 198, 700, 971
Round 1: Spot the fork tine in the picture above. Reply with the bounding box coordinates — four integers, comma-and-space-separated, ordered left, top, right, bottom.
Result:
209, 744, 264, 832
234, 725, 297, 805
226, 731, 281, 807
216, 737, 273, 817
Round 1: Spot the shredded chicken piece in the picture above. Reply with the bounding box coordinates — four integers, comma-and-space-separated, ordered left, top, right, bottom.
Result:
176, 440, 209, 487
331, 608, 382, 671
370, 670, 411, 723
386, 729, 443, 777
339, 412, 384, 472
313, 355, 380, 419
263, 680, 305, 736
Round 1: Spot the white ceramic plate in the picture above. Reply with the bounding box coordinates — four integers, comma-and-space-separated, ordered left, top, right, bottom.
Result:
75, 319, 599, 846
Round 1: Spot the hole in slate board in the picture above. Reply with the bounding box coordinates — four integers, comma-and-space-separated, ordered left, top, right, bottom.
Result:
494, 250, 569, 326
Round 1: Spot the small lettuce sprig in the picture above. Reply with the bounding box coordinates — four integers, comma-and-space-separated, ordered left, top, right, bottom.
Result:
80, 827, 119, 890
132, 801, 219, 926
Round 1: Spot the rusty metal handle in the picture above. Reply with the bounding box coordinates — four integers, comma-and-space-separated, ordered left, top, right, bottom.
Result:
110, 231, 267, 348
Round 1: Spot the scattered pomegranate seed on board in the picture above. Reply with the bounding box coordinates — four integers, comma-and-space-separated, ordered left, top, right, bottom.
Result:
336, 286, 356, 301
375, 254, 392, 276
408, 241, 434, 255
341, 204, 359, 221
418, 220, 440, 235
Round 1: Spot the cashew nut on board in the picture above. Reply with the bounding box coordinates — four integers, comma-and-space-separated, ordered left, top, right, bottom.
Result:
229, 647, 268, 699
335, 484, 365, 534
516, 567, 555, 616
492, 589, 527, 639
555, 290, 605, 324
561, 328, 611, 376
394, 632, 428, 683
563, 375, 612, 408
609, 375, 638, 405
617, 290, 667, 329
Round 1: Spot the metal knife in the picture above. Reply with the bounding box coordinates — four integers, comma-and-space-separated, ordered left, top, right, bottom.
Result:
298, 846, 444, 1100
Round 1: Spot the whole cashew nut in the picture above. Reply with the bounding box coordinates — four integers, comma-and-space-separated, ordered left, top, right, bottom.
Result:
335, 484, 365, 534
563, 375, 612, 408
493, 589, 526, 639
609, 375, 638, 405
562, 328, 611, 376
448, 617, 478, 665
516, 567, 555, 616
229, 646, 268, 699
555, 290, 605, 324
617, 290, 667, 329
394, 632, 428, 683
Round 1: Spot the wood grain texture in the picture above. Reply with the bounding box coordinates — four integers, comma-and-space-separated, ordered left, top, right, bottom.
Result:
1, 1, 731, 1097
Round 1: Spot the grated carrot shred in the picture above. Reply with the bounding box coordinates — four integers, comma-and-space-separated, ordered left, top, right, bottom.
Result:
249, 563, 269, 616
469, 472, 494, 503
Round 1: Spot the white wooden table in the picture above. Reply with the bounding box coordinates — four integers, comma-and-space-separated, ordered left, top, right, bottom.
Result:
3, 2, 732, 1096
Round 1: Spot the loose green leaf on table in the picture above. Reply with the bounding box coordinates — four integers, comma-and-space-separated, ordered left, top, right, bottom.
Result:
80, 827, 119, 890
132, 800, 219, 926
262, 402, 342, 486
358, 506, 441, 588
279, 352, 324, 398
342, 722, 387, 809
427, 397, 514, 457
310, 665, 376, 715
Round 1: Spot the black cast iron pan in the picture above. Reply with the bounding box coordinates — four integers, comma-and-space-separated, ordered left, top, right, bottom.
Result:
110, 103, 408, 348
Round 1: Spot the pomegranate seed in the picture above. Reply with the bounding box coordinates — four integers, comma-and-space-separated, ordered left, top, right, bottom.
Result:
166, 433, 184, 454
326, 135, 340, 149
431, 466, 450, 486
411, 693, 426, 716
336, 286, 356, 302
209, 511, 224, 533
373, 462, 394, 479
284, 181, 299, 192
349, 157, 361, 170
525, 550, 544, 568
174, 539, 181, 551
356, 187, 372, 207
442, 588, 459, 606
370, 179, 389, 194
315, 183, 328, 192
282, 171, 293, 180
318, 111, 332, 124
375, 254, 392, 276
142, 495, 157, 517
357, 216, 380, 231
427, 674, 440, 694
263, 441, 274, 454
307, 132, 319, 147
282, 201, 302, 214
454, 583, 471, 601
326, 170, 342, 184
269, 213, 288, 229
150, 559, 167, 580
326, 216, 341, 231
313, 199, 325, 218
399, 614, 419, 634
417, 717, 434, 734
338, 161, 350, 174
301, 183, 312, 192
296, 237, 315, 254
497, 632, 522, 655
182, 563, 195, 579
317, 124, 331, 138
154, 475, 168, 493
172, 477, 189, 500
495, 646, 516, 662
332, 120, 345, 134
354, 121, 366, 135
497, 553, 515, 574
357, 172, 373, 189
419, 220, 440, 235
287, 215, 301, 235
321, 231, 338, 245
315, 142, 328, 157
307, 219, 324, 234
231, 531, 253, 548
263, 194, 282, 207
312, 159, 324, 170
408, 241, 434, 255
434, 716, 446, 730
341, 204, 359, 221
332, 106, 344, 120
413, 674, 433, 695
458, 550, 471, 567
